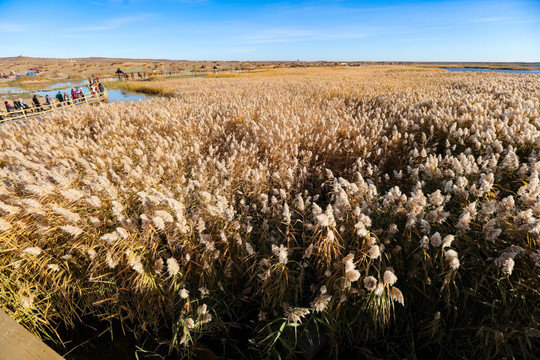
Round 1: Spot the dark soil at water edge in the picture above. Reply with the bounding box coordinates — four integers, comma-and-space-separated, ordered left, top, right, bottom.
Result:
48, 318, 225, 360
48, 318, 139, 359
46, 317, 445, 360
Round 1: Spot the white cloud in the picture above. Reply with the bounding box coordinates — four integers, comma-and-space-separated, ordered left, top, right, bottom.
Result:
0, 24, 25, 33
474, 17, 508, 23
237, 28, 371, 44
167, 0, 210, 3
68, 15, 150, 32
239, 29, 320, 44
398, 38, 433, 42
472, 16, 540, 25
220, 46, 257, 53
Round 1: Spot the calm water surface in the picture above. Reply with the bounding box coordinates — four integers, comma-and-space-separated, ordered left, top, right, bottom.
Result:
443, 68, 540, 74
32, 88, 149, 102
0, 80, 151, 102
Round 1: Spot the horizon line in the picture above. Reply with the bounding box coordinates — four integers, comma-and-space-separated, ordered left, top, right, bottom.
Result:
0, 56, 539, 64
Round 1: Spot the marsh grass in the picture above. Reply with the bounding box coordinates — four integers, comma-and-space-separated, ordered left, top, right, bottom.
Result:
0, 66, 539, 359
105, 81, 176, 97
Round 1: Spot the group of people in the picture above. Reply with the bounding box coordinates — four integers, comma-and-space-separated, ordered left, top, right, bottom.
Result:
88, 77, 105, 95
3, 80, 106, 114
63, 88, 86, 103
4, 98, 30, 112
4, 95, 47, 112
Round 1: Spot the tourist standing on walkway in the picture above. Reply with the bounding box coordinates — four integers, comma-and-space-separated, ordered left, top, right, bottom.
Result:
4, 101, 13, 112
32, 95, 41, 108
19, 98, 30, 109
64, 92, 70, 103
45, 94, 52, 105
98, 82, 104, 93
56, 91, 63, 103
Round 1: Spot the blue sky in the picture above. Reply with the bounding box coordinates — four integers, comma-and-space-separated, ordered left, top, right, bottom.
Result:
0, 0, 539, 61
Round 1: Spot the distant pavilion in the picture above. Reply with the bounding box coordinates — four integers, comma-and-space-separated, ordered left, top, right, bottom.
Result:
115, 68, 147, 80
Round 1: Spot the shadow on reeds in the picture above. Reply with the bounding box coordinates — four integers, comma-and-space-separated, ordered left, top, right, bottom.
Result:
49, 317, 139, 360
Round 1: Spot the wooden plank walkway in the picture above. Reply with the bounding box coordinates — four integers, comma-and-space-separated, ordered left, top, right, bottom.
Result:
0, 90, 108, 125
0, 310, 64, 360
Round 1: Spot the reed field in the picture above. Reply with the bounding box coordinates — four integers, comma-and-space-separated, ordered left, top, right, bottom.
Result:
0, 66, 539, 359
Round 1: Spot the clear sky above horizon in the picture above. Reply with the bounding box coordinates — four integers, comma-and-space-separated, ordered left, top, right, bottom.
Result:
0, 0, 539, 62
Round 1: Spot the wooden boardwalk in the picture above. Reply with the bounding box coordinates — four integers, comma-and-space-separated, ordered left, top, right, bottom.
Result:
0, 90, 108, 125
0, 310, 64, 360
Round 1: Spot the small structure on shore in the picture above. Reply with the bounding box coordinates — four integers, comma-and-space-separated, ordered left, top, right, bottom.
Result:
115, 68, 147, 80
212, 65, 232, 73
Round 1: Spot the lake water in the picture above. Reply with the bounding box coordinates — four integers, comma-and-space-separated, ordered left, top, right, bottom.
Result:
0, 79, 151, 102
442, 67, 540, 74
31, 88, 149, 103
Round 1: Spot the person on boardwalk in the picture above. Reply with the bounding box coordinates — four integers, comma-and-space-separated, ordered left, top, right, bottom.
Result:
4, 101, 14, 112
45, 94, 52, 105
13, 100, 22, 110
56, 91, 63, 103
63, 92, 70, 104
98, 82, 104, 93
32, 95, 41, 109
19, 98, 30, 109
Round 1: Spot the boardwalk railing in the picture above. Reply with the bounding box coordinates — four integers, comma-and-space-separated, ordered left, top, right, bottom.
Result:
0, 90, 108, 124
